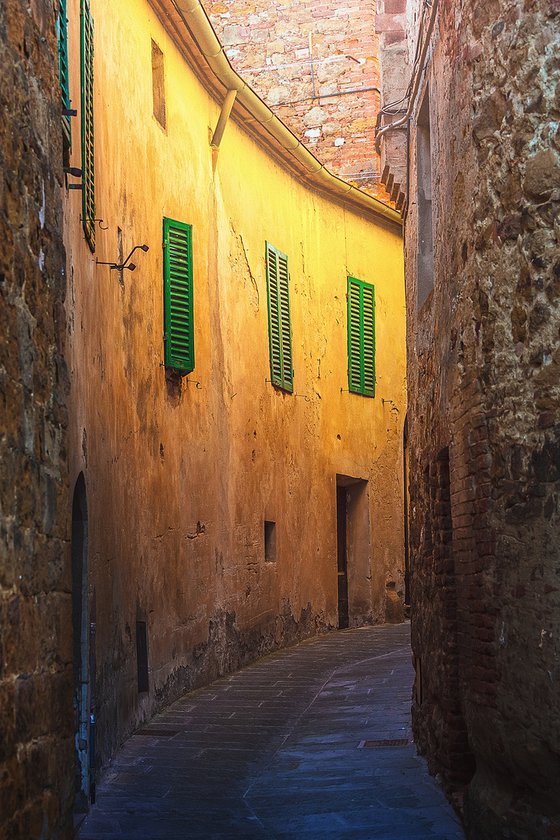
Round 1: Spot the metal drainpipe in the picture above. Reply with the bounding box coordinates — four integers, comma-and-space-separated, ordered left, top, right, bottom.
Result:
211, 89, 238, 148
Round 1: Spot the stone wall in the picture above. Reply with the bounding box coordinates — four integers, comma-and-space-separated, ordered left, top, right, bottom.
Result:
0, 0, 72, 838
400, 0, 560, 836
203, 0, 389, 199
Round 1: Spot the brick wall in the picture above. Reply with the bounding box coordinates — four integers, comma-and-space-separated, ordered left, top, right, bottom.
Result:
203, 0, 390, 199
411, 447, 474, 795
401, 0, 560, 836
0, 1, 73, 837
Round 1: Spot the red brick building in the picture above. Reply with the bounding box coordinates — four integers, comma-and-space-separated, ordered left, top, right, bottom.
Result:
204, 0, 395, 200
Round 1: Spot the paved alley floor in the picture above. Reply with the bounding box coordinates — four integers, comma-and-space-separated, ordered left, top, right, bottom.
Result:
79, 623, 465, 840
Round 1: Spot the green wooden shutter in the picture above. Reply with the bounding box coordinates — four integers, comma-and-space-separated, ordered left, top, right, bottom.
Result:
266, 242, 293, 393
347, 277, 375, 397
57, 0, 71, 147
80, 0, 95, 251
163, 218, 194, 374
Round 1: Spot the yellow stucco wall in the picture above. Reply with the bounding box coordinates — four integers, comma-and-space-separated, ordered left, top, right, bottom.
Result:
63, 0, 406, 765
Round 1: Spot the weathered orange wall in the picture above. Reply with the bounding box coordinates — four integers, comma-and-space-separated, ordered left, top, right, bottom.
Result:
62, 0, 406, 772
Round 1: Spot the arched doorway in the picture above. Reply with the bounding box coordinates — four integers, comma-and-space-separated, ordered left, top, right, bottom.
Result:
71, 473, 91, 810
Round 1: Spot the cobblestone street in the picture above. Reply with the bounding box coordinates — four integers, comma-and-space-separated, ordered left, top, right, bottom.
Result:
79, 624, 464, 839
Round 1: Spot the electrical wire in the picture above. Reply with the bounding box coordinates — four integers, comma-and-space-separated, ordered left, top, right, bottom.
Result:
376, 0, 438, 138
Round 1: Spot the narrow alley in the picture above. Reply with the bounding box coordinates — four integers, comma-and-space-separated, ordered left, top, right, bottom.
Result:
78, 624, 463, 840
3, 0, 559, 836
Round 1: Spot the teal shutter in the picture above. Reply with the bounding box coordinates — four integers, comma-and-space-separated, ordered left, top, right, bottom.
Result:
57, 0, 71, 147
163, 218, 194, 374
347, 277, 375, 397
266, 242, 293, 393
80, 0, 95, 251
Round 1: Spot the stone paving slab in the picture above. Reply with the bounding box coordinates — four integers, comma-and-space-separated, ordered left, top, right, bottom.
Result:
79, 624, 465, 840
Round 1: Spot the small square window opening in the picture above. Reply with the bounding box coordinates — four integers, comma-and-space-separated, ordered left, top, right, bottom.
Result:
264, 521, 276, 563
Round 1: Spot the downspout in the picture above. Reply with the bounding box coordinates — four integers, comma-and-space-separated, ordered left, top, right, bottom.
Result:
211, 89, 237, 148
171, 0, 402, 227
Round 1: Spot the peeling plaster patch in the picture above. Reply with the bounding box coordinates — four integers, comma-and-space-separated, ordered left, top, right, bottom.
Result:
186, 521, 206, 540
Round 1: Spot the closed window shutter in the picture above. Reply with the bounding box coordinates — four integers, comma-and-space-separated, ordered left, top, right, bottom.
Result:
80, 0, 95, 251
266, 242, 293, 392
347, 277, 375, 397
163, 218, 194, 374
57, 0, 71, 147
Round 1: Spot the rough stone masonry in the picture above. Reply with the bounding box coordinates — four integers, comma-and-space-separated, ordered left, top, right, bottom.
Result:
203, 0, 391, 198
400, 0, 560, 837
0, 0, 73, 837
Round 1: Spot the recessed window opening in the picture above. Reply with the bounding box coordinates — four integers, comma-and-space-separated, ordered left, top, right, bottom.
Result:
151, 39, 166, 129
416, 85, 433, 309
264, 521, 277, 563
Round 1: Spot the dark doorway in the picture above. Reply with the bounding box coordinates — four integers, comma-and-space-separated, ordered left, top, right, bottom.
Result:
336, 486, 349, 629
71, 473, 91, 810
336, 475, 371, 628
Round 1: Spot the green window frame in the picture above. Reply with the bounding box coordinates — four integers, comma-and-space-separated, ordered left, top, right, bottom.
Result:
57, 0, 71, 148
163, 217, 194, 375
347, 276, 375, 397
266, 242, 293, 393
80, 0, 95, 251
